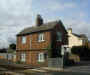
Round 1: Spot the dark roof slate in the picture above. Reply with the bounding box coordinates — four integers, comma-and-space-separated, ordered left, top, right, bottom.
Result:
72, 33, 87, 38
17, 21, 63, 36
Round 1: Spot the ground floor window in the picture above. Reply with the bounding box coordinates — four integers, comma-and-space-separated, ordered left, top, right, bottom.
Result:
21, 53, 26, 62
38, 53, 45, 62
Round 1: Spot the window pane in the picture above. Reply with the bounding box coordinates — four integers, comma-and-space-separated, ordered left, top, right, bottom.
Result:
57, 32, 62, 41
38, 53, 44, 62
21, 53, 26, 62
38, 33, 44, 42
22, 36, 26, 44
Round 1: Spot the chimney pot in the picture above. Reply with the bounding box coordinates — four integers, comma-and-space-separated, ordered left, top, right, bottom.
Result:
68, 28, 72, 34
36, 14, 43, 26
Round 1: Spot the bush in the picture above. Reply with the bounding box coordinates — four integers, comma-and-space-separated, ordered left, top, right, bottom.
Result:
71, 46, 90, 60
64, 59, 75, 66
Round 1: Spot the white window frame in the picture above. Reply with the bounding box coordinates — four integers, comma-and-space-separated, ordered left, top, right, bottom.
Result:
22, 36, 26, 44
38, 33, 45, 42
21, 53, 26, 62
38, 53, 44, 62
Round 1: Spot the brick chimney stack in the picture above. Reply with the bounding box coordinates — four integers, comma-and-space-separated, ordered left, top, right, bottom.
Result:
36, 14, 43, 26
68, 28, 72, 34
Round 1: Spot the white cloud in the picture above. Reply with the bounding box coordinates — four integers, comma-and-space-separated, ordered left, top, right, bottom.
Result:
79, 12, 86, 18
0, 0, 33, 48
63, 16, 90, 40
64, 3, 76, 8
46, 2, 77, 11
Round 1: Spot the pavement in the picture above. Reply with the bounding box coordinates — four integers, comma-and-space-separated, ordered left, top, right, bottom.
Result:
46, 72, 90, 75
0, 59, 90, 75
64, 61, 90, 73
66, 66, 90, 73
23, 66, 90, 75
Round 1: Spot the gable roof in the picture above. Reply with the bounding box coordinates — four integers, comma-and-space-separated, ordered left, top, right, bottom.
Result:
72, 33, 87, 38
17, 20, 66, 36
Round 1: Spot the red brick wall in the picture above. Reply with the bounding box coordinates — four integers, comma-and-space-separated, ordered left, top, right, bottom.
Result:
16, 50, 48, 66
16, 31, 51, 66
26, 50, 48, 66
17, 31, 51, 51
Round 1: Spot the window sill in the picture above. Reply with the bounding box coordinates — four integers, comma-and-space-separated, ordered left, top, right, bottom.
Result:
38, 60, 44, 63
22, 43, 26, 45
38, 40, 45, 42
21, 60, 26, 62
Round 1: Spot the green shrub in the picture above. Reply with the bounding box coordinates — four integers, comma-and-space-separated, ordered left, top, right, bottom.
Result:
64, 59, 75, 66
71, 46, 90, 60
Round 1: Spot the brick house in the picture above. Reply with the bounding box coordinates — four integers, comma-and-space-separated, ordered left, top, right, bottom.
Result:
16, 15, 68, 67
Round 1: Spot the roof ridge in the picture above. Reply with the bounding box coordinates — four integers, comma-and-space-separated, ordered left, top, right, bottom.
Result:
72, 33, 87, 38
17, 20, 61, 36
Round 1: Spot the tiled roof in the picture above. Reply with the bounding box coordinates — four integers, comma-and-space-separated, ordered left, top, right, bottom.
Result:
72, 33, 87, 38
17, 20, 64, 36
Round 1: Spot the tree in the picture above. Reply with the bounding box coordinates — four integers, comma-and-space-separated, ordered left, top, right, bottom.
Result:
0, 48, 7, 53
9, 43, 16, 50
7, 43, 16, 53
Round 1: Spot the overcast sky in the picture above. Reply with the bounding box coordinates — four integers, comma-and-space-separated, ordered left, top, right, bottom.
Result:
0, 0, 90, 48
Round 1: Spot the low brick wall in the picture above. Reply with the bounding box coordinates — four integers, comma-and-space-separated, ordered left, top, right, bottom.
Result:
69, 54, 80, 63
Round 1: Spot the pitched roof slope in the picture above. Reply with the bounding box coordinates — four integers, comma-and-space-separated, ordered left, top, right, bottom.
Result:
72, 33, 87, 38
17, 20, 66, 36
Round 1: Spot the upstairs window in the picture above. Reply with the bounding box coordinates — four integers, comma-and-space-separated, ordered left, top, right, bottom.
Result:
57, 32, 62, 41
22, 36, 26, 44
38, 33, 45, 42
